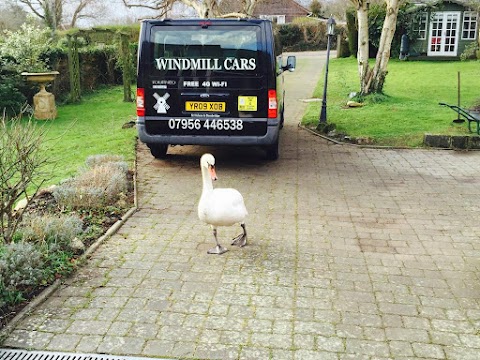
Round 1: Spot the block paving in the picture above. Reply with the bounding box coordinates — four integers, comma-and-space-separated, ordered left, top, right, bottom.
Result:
2, 52, 480, 359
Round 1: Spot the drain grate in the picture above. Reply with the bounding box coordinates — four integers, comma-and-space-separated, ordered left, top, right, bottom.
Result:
0, 350, 169, 360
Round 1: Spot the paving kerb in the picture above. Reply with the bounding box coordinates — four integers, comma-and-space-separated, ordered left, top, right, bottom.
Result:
2, 51, 480, 359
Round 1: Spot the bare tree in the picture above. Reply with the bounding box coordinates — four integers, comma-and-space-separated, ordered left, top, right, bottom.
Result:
0, 2, 30, 31
350, 0, 405, 95
0, 114, 51, 244
12, 0, 105, 29
14, 0, 63, 29
121, 0, 259, 18
67, 0, 106, 28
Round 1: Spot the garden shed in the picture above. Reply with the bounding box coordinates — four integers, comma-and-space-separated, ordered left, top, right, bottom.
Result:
411, 0, 478, 57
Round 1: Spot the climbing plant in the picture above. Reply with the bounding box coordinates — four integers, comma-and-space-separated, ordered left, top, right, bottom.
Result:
118, 33, 134, 103
67, 34, 81, 103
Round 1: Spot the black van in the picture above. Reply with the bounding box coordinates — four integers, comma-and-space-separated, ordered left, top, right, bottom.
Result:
136, 18, 295, 160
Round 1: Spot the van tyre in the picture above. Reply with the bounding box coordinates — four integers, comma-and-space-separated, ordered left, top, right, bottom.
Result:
148, 144, 168, 159
265, 139, 279, 161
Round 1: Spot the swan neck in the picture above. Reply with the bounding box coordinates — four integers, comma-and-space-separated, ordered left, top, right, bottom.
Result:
201, 165, 213, 194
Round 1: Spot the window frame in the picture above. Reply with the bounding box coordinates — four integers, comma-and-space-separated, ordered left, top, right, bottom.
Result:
461, 11, 478, 40
415, 12, 428, 40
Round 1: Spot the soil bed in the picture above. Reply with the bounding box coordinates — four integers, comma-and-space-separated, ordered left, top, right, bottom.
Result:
0, 171, 135, 330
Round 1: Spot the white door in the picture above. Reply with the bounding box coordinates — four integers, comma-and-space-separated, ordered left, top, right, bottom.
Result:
428, 12, 461, 56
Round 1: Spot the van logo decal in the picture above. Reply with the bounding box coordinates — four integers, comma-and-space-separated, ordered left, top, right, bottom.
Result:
153, 92, 170, 114
155, 57, 256, 71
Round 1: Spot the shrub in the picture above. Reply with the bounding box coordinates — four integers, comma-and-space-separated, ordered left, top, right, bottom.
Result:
0, 21, 53, 73
278, 22, 327, 51
53, 156, 128, 210
0, 242, 45, 307
17, 214, 83, 251
85, 154, 127, 169
0, 74, 26, 116
461, 42, 479, 61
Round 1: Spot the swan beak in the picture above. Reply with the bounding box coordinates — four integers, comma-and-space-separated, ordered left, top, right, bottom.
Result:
209, 165, 218, 181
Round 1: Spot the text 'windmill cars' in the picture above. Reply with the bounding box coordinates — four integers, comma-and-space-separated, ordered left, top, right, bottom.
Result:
136, 18, 296, 160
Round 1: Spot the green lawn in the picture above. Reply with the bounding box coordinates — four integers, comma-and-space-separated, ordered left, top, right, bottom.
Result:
38, 86, 137, 186
302, 58, 480, 147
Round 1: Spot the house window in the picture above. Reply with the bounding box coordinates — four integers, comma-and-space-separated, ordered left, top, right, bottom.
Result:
415, 12, 428, 40
462, 11, 478, 40
259, 15, 286, 24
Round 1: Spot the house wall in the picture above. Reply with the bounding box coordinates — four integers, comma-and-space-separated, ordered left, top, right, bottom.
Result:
411, 2, 478, 57
253, 0, 309, 23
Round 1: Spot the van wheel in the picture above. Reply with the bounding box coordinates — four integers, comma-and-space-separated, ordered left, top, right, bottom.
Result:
265, 140, 279, 161
147, 144, 168, 159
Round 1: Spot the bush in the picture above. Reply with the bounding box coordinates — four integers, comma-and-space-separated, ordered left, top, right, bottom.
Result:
17, 214, 83, 251
461, 42, 479, 61
0, 74, 26, 116
53, 156, 128, 210
278, 22, 327, 51
0, 21, 53, 73
0, 242, 45, 308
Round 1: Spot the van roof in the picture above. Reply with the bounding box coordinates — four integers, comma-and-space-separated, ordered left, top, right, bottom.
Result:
141, 18, 271, 26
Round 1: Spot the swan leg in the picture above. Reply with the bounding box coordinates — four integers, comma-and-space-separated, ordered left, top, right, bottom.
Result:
231, 223, 247, 247
208, 228, 228, 255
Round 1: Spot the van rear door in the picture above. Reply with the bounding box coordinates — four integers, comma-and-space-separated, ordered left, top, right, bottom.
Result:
141, 21, 270, 137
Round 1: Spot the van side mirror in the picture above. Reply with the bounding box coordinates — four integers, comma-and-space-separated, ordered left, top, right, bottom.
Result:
283, 55, 296, 72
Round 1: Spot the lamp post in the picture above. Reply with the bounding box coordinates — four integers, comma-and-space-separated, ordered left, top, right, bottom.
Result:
318, 16, 336, 131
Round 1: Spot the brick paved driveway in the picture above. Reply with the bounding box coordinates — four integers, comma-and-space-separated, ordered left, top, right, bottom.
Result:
2, 52, 480, 359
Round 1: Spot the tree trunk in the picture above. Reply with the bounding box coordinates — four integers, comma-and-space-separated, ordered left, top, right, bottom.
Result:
354, 1, 370, 95
364, 0, 402, 94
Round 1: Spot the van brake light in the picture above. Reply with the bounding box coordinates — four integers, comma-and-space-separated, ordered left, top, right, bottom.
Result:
268, 89, 277, 118
137, 88, 145, 117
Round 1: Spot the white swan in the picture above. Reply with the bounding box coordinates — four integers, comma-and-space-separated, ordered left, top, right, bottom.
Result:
198, 153, 248, 254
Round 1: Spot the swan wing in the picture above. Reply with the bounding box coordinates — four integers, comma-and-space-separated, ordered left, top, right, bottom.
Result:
198, 188, 247, 226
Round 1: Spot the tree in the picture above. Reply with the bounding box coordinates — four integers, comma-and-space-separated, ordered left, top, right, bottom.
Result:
0, 2, 30, 31
350, 0, 405, 95
66, 0, 107, 28
121, 0, 259, 18
310, 0, 323, 18
350, 0, 370, 94
12, 0, 106, 29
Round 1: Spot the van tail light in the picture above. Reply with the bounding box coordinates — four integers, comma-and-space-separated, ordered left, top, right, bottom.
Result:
268, 89, 277, 118
137, 88, 145, 116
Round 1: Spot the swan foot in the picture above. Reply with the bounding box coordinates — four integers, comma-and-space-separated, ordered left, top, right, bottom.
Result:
231, 234, 247, 247
208, 245, 228, 255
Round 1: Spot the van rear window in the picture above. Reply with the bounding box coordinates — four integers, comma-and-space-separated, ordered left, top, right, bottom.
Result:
150, 25, 261, 76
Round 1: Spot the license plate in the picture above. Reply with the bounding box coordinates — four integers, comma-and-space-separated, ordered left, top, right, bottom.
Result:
185, 101, 226, 112
238, 96, 257, 111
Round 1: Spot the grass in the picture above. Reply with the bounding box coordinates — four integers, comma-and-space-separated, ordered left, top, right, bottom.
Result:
302, 58, 480, 147
35, 86, 137, 185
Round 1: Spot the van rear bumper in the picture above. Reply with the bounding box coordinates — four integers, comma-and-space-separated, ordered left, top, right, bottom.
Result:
137, 117, 280, 146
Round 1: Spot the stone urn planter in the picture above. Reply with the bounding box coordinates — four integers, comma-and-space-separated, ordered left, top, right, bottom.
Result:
21, 71, 59, 120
